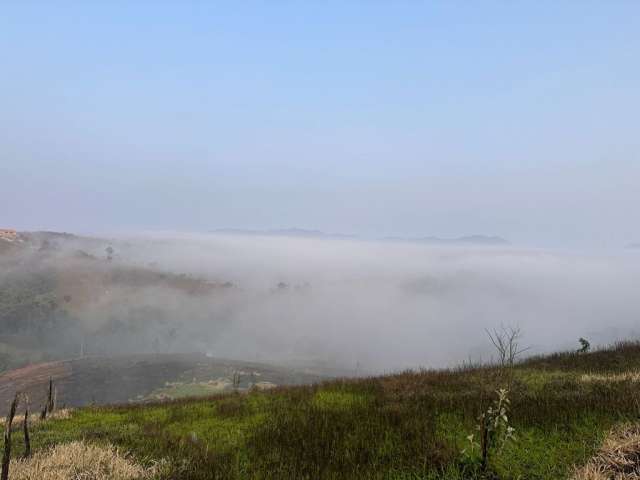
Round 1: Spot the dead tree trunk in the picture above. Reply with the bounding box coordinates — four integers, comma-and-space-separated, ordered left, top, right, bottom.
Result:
47, 377, 54, 414
40, 378, 55, 421
23, 405, 30, 459
1, 393, 19, 480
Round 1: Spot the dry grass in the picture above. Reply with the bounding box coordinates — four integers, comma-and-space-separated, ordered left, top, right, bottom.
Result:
581, 372, 640, 383
9, 441, 164, 480
572, 423, 640, 479
0, 408, 72, 427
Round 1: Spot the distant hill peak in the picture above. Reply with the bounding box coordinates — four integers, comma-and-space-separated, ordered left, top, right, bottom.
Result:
211, 228, 355, 239
450, 235, 510, 245
383, 235, 510, 246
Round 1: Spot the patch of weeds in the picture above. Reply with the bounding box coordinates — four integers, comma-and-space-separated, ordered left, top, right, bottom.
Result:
312, 390, 371, 411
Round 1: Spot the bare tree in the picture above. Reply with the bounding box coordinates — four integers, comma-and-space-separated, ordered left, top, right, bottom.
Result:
485, 325, 530, 367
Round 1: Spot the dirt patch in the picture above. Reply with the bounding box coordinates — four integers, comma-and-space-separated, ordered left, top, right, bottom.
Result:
0, 353, 326, 414
0, 361, 70, 414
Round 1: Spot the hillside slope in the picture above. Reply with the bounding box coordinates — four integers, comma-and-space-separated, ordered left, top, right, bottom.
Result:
0, 232, 240, 373
6, 342, 640, 479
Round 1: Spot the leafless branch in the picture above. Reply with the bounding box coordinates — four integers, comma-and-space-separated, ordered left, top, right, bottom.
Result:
486, 324, 531, 367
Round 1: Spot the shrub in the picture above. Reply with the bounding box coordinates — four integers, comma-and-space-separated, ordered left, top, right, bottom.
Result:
463, 388, 516, 474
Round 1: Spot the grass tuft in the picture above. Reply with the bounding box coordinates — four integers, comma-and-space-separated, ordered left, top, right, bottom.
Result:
9, 440, 166, 480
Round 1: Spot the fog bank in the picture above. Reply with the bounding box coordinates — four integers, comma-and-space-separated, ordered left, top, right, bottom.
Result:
104, 233, 640, 372
3, 232, 639, 373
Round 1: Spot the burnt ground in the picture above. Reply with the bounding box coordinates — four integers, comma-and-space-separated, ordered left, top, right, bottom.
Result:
0, 353, 328, 415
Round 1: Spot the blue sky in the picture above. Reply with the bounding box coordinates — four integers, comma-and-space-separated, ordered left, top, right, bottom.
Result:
1, 1, 639, 247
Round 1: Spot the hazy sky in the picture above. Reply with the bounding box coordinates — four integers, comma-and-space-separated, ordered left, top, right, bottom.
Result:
1, 2, 638, 248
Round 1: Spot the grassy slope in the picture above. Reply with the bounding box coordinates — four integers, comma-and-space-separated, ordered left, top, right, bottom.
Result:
10, 342, 640, 479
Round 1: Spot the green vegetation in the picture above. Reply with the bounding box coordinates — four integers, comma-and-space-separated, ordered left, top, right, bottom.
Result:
0, 268, 61, 336
6, 341, 640, 479
146, 381, 230, 400
0, 255, 226, 373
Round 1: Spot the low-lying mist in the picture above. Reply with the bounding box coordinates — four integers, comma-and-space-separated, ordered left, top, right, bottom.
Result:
3, 232, 640, 373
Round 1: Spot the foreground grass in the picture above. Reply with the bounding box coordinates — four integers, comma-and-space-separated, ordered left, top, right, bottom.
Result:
9, 342, 640, 479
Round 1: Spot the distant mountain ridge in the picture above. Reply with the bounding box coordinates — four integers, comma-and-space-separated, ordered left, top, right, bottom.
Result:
210, 228, 509, 245
3, 228, 510, 248
210, 228, 356, 239
382, 234, 510, 246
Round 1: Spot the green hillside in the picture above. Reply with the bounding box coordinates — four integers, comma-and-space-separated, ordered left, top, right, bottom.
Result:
6, 342, 640, 479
